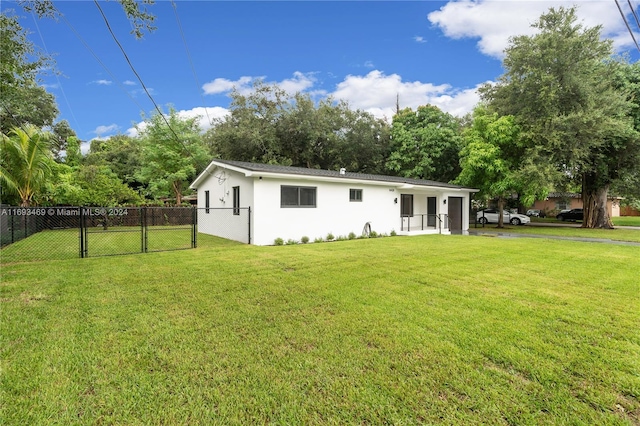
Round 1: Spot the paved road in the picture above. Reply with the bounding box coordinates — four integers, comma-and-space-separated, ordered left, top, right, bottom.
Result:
468, 229, 640, 246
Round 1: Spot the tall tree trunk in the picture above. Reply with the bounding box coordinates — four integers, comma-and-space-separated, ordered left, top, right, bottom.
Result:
497, 197, 505, 228
173, 181, 182, 205
582, 173, 613, 229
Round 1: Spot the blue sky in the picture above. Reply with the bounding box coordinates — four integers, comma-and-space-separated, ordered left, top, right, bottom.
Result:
7, 0, 640, 148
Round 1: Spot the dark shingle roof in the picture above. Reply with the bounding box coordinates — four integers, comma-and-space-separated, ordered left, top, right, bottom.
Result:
212, 159, 474, 190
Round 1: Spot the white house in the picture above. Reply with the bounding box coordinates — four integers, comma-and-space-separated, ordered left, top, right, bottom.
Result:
190, 159, 478, 245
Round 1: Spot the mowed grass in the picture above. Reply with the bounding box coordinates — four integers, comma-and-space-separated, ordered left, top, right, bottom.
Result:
614, 216, 640, 227
0, 225, 194, 263
1, 235, 639, 425
473, 224, 640, 243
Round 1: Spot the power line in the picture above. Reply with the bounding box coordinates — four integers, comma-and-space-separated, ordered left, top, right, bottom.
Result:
92, 0, 192, 157
171, 0, 213, 127
30, 11, 83, 136
615, 0, 640, 53
626, 0, 640, 34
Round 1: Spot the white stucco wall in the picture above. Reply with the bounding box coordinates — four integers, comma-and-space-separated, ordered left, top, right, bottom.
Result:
194, 164, 473, 245
252, 177, 401, 245
196, 168, 254, 244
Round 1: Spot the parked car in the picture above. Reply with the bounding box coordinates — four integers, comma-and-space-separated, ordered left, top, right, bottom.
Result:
556, 208, 583, 221
526, 209, 540, 217
476, 209, 531, 225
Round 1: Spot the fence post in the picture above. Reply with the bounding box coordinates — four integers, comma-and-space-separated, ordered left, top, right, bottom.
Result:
192, 207, 197, 248
141, 207, 147, 253
11, 214, 15, 244
79, 207, 85, 258
248, 206, 251, 245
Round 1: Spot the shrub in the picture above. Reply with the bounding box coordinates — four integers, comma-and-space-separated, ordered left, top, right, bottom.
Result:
390, 230, 397, 236
370, 231, 378, 238
314, 237, 324, 243
301, 236, 310, 244
326, 233, 335, 241
348, 232, 356, 240
336, 235, 347, 241
274, 238, 284, 246
286, 239, 298, 245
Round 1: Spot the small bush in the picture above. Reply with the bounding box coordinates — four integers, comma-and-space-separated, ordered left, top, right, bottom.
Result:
314, 237, 324, 243
286, 239, 298, 245
370, 231, 378, 238
274, 238, 284, 246
336, 235, 347, 241
348, 232, 356, 240
301, 236, 310, 244
390, 230, 397, 236
326, 233, 335, 241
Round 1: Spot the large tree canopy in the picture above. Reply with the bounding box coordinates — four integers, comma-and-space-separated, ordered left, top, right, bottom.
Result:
0, 12, 58, 134
386, 105, 462, 182
481, 6, 639, 228
136, 108, 209, 205
205, 83, 391, 173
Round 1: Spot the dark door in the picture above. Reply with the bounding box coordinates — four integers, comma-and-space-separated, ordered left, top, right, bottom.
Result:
448, 197, 463, 232
427, 197, 436, 227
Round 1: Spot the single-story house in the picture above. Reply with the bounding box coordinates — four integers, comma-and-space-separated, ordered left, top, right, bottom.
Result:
190, 159, 478, 245
529, 192, 622, 217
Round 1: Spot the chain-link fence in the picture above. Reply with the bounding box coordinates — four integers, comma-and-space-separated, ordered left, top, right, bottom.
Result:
1, 207, 197, 263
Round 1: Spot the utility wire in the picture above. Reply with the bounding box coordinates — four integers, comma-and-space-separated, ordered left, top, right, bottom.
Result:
92, 0, 192, 157
30, 11, 83, 136
56, 8, 147, 115
626, 0, 640, 34
615, 0, 640, 53
171, 0, 213, 127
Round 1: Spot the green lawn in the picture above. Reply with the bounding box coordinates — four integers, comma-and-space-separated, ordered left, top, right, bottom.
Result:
2, 235, 639, 425
0, 225, 194, 263
613, 216, 640, 227
473, 223, 640, 243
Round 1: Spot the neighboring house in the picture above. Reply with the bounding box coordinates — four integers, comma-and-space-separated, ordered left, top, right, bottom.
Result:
190, 159, 478, 245
530, 192, 622, 217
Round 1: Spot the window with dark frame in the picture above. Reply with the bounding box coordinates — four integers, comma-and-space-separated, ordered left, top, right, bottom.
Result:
205, 190, 210, 213
281, 185, 317, 207
401, 194, 413, 217
233, 186, 240, 215
349, 189, 363, 202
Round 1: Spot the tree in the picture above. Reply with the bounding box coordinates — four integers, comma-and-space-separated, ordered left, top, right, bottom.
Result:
0, 124, 52, 206
0, 12, 58, 135
50, 120, 77, 161
456, 108, 553, 227
386, 105, 462, 182
481, 7, 639, 228
205, 82, 391, 173
136, 108, 209, 204
84, 134, 143, 189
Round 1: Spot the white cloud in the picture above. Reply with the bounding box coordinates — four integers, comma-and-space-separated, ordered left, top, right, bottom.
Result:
414, 36, 427, 43
329, 70, 480, 119
123, 80, 136, 86
93, 124, 119, 135
428, 0, 639, 58
92, 79, 112, 86
126, 106, 230, 137
202, 72, 317, 96
364, 60, 375, 68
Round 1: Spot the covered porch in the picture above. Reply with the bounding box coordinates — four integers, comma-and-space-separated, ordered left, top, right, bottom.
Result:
394, 188, 469, 236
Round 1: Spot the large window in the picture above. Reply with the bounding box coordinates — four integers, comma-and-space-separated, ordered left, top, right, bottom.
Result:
205, 190, 210, 213
349, 189, 363, 202
281, 186, 317, 207
233, 186, 240, 215
401, 194, 413, 217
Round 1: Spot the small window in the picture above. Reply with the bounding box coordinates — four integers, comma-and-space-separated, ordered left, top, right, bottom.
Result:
281, 186, 317, 208
205, 190, 210, 213
233, 186, 240, 215
349, 189, 363, 202
401, 194, 413, 217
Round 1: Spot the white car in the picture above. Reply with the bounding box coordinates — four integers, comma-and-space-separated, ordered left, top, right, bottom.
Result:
477, 209, 531, 226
